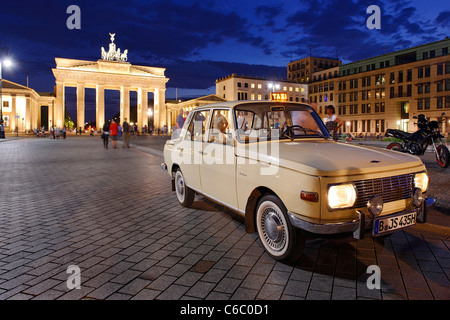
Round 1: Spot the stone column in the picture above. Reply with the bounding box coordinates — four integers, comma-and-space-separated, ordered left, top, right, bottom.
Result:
137, 87, 148, 131
10, 95, 16, 132
120, 86, 130, 124
77, 84, 85, 131
48, 101, 53, 131
25, 96, 31, 131
159, 88, 167, 129
55, 82, 65, 128
153, 88, 166, 130
96, 85, 105, 130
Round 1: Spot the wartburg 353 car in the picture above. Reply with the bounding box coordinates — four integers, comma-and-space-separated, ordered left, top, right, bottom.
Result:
162, 100, 429, 262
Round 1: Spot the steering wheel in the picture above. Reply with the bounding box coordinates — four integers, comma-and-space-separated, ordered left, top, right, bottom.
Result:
282, 125, 306, 141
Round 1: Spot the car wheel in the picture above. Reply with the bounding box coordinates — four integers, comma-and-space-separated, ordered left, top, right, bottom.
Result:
174, 169, 195, 207
256, 194, 304, 262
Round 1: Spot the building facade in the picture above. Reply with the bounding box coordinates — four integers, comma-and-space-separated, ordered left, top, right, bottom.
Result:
0, 79, 56, 132
216, 74, 308, 103
287, 56, 341, 84
307, 38, 450, 136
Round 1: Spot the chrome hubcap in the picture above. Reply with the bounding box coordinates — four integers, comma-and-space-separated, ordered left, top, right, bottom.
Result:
175, 173, 185, 201
260, 206, 286, 252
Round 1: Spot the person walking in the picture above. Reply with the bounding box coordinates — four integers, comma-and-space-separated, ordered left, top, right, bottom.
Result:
109, 119, 119, 148
122, 118, 130, 148
0, 121, 5, 139
102, 121, 110, 149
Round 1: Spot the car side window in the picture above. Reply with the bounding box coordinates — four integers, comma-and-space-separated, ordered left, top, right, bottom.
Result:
185, 110, 210, 142
208, 109, 232, 145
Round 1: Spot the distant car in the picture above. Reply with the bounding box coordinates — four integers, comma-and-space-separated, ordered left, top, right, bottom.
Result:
162, 100, 429, 262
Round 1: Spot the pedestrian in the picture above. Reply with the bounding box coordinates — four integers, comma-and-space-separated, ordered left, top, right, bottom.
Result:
0, 121, 5, 139
176, 109, 185, 129
50, 126, 55, 139
122, 118, 130, 148
118, 124, 122, 139
102, 121, 110, 148
109, 119, 119, 148
324, 105, 343, 141
62, 126, 67, 139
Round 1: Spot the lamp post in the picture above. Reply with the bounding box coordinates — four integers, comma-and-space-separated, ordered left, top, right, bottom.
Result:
0, 44, 12, 124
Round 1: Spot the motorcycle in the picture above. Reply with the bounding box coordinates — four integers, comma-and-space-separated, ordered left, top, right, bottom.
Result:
385, 113, 449, 168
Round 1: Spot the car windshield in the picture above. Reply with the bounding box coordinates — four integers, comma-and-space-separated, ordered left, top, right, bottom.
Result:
234, 102, 330, 143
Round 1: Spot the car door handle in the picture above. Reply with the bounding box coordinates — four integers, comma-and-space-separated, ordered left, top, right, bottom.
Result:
198, 151, 208, 155
177, 148, 184, 152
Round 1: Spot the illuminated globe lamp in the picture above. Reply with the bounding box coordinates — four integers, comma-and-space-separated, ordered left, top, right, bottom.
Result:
0, 57, 14, 125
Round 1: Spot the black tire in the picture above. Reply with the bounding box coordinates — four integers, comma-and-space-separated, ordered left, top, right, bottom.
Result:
255, 194, 305, 262
436, 145, 450, 168
174, 168, 195, 207
387, 142, 402, 151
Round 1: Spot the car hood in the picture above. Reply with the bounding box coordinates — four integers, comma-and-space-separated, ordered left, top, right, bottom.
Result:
235, 139, 425, 176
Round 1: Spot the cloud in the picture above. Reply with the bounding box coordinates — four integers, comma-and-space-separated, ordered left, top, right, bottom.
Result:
435, 9, 450, 26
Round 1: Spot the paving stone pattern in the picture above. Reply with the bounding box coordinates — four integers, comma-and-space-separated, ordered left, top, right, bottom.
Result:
0, 137, 449, 300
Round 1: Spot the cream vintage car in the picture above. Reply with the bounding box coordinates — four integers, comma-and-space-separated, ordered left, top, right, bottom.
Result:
162, 100, 429, 262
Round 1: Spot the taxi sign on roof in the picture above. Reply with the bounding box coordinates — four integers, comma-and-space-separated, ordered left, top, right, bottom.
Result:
271, 92, 288, 102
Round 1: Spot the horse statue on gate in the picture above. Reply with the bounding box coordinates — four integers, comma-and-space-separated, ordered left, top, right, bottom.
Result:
101, 34, 129, 62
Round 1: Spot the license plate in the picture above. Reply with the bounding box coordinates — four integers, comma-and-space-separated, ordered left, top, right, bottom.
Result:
373, 212, 417, 236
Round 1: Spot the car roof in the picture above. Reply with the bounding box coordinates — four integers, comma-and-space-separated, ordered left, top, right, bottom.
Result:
190, 100, 315, 112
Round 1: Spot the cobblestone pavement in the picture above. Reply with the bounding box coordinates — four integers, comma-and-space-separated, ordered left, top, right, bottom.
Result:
0, 135, 448, 301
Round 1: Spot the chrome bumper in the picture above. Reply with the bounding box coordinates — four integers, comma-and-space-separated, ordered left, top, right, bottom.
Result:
288, 198, 431, 240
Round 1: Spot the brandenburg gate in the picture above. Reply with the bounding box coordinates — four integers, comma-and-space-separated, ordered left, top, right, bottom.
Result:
52, 34, 169, 130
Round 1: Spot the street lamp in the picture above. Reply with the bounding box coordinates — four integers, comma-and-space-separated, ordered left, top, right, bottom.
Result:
0, 55, 13, 125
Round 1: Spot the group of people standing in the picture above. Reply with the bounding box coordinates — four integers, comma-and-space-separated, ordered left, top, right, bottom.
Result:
101, 118, 131, 149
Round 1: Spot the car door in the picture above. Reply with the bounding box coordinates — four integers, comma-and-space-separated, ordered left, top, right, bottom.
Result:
200, 108, 238, 210
175, 109, 210, 193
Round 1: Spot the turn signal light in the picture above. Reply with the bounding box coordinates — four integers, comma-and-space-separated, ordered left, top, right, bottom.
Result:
301, 191, 319, 202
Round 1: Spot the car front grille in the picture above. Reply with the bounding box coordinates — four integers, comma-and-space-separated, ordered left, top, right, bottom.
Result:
353, 173, 414, 208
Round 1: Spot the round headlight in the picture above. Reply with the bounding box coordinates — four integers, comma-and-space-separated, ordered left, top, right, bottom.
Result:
412, 187, 424, 208
328, 184, 357, 209
367, 195, 383, 217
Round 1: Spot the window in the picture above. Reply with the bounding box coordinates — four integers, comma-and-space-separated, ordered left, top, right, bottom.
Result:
425, 66, 430, 77
209, 109, 232, 145
407, 84, 412, 97
437, 81, 443, 92
238, 92, 248, 100
418, 99, 423, 110
418, 67, 424, 78
390, 87, 395, 98
443, 47, 448, 55
390, 72, 395, 84
185, 109, 210, 142
237, 82, 242, 87
407, 69, 412, 81
398, 71, 403, 83
258, 84, 262, 89
437, 63, 443, 76
437, 96, 443, 109
418, 85, 423, 94
424, 98, 430, 110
